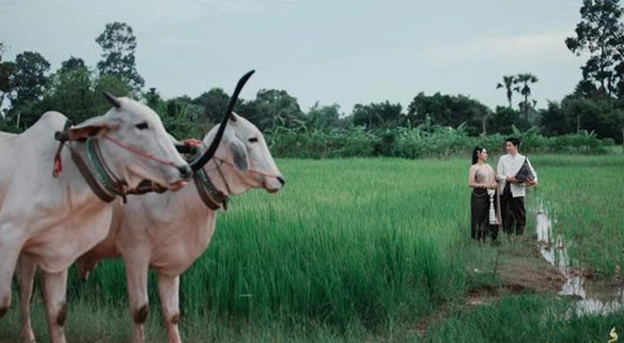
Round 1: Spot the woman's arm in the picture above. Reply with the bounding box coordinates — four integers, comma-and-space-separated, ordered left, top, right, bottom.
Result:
488, 165, 498, 189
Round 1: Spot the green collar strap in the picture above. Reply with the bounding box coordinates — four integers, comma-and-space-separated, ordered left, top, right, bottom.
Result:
70, 138, 129, 203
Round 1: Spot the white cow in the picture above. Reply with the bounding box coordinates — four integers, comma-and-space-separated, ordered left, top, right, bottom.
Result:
68, 112, 282, 343
0, 92, 197, 343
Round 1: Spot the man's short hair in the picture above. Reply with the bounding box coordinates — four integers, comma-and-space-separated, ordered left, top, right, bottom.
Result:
505, 137, 521, 147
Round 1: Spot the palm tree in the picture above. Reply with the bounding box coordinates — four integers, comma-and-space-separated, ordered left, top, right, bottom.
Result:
514, 73, 539, 118
496, 75, 516, 108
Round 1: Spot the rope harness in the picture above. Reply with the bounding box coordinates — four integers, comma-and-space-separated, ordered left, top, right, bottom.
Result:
188, 142, 230, 211
184, 139, 282, 212
52, 121, 280, 210
53, 120, 176, 203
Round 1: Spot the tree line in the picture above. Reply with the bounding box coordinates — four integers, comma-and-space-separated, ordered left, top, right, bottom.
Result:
0, 0, 623, 158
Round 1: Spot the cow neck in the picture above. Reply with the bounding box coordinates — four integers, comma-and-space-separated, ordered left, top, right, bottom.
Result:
70, 138, 129, 203
189, 147, 229, 211
194, 165, 229, 211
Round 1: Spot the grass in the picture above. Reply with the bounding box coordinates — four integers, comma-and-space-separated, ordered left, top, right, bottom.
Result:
1, 154, 623, 342
69, 158, 469, 326
423, 294, 624, 343
528, 155, 624, 278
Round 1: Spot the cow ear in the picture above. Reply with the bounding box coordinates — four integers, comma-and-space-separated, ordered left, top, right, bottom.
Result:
229, 139, 248, 171
68, 116, 120, 141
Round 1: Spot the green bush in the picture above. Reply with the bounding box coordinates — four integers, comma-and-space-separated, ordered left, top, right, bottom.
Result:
267, 125, 612, 159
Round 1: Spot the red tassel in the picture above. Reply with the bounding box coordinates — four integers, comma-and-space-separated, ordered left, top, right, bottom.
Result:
53, 155, 62, 177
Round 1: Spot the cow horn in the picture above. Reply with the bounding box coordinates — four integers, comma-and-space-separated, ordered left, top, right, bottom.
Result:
102, 91, 122, 108
189, 69, 255, 172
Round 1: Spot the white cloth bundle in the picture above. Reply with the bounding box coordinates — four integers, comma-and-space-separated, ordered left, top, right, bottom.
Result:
487, 189, 497, 225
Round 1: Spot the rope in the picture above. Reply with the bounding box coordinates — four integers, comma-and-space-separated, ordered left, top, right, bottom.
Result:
102, 134, 177, 167
180, 138, 281, 179
213, 157, 281, 179
52, 120, 73, 177
214, 159, 234, 196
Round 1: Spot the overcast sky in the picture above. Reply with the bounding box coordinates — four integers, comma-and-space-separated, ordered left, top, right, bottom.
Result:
1, 0, 586, 114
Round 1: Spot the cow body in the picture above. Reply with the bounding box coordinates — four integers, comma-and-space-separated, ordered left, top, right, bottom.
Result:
75, 113, 284, 343
1, 96, 192, 343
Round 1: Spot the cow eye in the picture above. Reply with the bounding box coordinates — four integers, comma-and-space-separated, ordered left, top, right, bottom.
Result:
248, 137, 259, 143
136, 122, 149, 130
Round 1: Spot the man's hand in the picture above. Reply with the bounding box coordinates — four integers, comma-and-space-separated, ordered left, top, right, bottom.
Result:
526, 178, 536, 186
182, 138, 203, 147
507, 176, 519, 184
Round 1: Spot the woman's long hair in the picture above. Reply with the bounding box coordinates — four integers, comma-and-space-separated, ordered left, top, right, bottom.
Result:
472, 146, 483, 165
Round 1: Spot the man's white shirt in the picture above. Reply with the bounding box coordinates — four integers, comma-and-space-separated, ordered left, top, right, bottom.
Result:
496, 153, 538, 198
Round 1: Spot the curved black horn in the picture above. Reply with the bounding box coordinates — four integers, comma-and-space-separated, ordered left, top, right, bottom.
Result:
102, 91, 121, 108
189, 69, 255, 171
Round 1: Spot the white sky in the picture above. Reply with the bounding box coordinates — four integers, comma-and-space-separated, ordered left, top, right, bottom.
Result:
1, 0, 587, 114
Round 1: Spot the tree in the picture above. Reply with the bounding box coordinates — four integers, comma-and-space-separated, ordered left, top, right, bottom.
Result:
162, 96, 210, 139
5, 51, 51, 128
145, 87, 166, 115
250, 89, 305, 130
43, 66, 95, 124
540, 101, 575, 136
352, 101, 404, 130
10, 51, 50, 106
540, 96, 624, 141
306, 102, 342, 129
93, 74, 131, 115
566, 0, 624, 98
0, 43, 16, 112
562, 96, 624, 140
514, 73, 539, 119
60, 56, 87, 73
192, 88, 230, 124
407, 92, 490, 135
496, 75, 516, 108
95, 22, 144, 92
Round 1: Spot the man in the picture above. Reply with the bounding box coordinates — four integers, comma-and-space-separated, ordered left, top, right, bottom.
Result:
496, 137, 538, 236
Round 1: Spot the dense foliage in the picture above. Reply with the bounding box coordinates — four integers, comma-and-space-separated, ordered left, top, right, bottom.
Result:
2, 2, 624, 156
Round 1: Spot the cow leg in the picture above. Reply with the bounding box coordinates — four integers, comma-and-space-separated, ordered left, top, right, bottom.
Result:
75, 255, 99, 281
157, 274, 182, 343
16, 254, 37, 343
125, 257, 150, 343
41, 269, 68, 343
0, 229, 23, 319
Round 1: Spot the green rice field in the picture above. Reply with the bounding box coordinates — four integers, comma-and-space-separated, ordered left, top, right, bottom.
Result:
1, 154, 623, 342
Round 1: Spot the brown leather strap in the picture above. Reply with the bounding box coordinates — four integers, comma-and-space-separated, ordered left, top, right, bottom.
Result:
90, 139, 128, 202
126, 180, 168, 195
69, 144, 116, 203
193, 175, 222, 210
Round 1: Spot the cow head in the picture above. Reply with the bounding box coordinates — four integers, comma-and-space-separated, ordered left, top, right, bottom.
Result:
68, 93, 191, 191
200, 111, 284, 195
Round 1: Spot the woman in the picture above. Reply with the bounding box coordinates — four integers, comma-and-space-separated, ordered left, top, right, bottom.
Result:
467, 146, 500, 242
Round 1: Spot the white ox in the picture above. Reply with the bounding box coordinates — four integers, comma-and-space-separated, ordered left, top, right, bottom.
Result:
68, 112, 282, 343
0, 93, 194, 343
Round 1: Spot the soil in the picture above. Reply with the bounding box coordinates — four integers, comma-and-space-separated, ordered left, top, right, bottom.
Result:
416, 235, 568, 337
